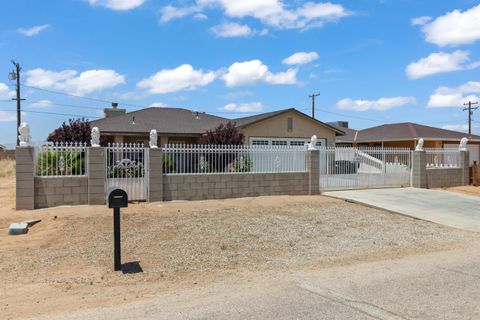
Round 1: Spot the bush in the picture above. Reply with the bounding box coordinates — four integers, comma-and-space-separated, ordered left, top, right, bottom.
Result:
36, 150, 86, 176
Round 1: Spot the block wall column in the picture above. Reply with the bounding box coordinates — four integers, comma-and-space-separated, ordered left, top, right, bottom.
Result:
411, 150, 427, 188
16, 146, 35, 210
148, 148, 163, 202
307, 149, 320, 195
460, 150, 470, 185
88, 147, 105, 205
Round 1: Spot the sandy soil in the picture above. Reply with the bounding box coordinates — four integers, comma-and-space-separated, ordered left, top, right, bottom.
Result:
445, 185, 480, 197
1, 172, 479, 319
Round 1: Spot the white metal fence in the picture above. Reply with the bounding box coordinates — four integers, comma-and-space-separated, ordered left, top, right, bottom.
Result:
35, 142, 88, 177
105, 143, 148, 201
425, 148, 461, 168
162, 144, 307, 174
319, 147, 412, 191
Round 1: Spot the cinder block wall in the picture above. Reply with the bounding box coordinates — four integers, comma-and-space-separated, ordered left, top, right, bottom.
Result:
163, 172, 309, 201
34, 177, 88, 208
426, 168, 463, 188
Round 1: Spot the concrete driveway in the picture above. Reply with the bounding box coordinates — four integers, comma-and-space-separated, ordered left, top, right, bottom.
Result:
324, 187, 480, 232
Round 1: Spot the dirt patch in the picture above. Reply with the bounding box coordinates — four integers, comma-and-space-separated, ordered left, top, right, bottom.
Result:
444, 186, 480, 197
1, 172, 479, 319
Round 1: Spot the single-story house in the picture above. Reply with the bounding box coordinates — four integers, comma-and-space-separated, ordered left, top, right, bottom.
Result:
90, 104, 345, 147
332, 122, 480, 165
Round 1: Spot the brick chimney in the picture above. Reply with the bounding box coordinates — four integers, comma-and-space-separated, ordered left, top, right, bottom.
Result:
104, 102, 126, 118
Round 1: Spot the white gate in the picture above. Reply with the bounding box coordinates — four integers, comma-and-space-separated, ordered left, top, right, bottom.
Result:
105, 143, 148, 201
319, 147, 411, 191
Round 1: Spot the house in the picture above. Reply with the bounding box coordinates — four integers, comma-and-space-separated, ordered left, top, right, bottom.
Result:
90, 104, 344, 147
333, 122, 480, 165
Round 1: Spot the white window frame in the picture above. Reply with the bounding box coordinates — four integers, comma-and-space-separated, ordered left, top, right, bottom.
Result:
249, 137, 327, 147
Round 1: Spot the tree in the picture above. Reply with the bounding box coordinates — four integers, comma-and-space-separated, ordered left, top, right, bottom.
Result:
198, 122, 244, 145
47, 118, 91, 145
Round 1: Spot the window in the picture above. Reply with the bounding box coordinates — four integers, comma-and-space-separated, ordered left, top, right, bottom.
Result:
287, 117, 293, 131
290, 141, 306, 146
252, 140, 269, 146
272, 140, 287, 146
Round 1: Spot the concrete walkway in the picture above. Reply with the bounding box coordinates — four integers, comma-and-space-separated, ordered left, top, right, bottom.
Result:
324, 187, 480, 232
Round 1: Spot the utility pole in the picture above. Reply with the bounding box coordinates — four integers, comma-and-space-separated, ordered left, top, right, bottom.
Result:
309, 92, 320, 119
463, 101, 479, 136
9, 60, 25, 146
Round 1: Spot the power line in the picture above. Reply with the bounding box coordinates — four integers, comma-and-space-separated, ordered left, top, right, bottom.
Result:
0, 108, 100, 119
27, 100, 105, 111
309, 92, 320, 119
9, 60, 25, 146
463, 101, 479, 136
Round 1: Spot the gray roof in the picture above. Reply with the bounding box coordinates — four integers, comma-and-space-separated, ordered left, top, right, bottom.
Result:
91, 107, 344, 136
336, 122, 480, 143
90, 107, 228, 135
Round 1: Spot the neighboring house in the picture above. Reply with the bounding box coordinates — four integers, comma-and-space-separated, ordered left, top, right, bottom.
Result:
90, 104, 344, 147
0, 144, 5, 150
333, 122, 480, 165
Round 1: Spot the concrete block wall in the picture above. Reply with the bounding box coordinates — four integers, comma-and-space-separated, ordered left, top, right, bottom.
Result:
148, 148, 163, 202
307, 150, 320, 195
87, 147, 105, 205
426, 168, 463, 189
34, 177, 88, 208
163, 172, 309, 201
16, 147, 35, 210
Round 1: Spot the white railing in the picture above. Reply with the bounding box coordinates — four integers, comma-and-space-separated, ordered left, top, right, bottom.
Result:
162, 144, 307, 174
425, 148, 461, 168
35, 142, 88, 177
318, 147, 411, 190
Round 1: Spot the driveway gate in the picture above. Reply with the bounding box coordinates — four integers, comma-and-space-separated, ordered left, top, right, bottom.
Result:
105, 143, 148, 201
319, 147, 411, 191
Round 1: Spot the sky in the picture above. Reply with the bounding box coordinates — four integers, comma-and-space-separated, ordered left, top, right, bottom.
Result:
0, 0, 480, 147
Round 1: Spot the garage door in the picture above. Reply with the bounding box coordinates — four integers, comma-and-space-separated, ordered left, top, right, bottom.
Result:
444, 143, 480, 166
249, 137, 327, 147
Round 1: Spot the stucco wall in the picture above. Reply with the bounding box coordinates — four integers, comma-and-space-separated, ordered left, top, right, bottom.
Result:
240, 110, 337, 146
163, 172, 309, 201
34, 177, 88, 208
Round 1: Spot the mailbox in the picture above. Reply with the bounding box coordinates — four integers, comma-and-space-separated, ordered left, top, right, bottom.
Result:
108, 188, 128, 208
107, 187, 128, 271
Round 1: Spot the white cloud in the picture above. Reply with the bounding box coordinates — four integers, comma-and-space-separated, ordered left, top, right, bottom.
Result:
160, 1, 350, 30
25, 68, 125, 96
148, 102, 170, 108
193, 13, 208, 20
30, 100, 52, 108
0, 83, 15, 100
210, 22, 254, 37
428, 81, 480, 108
421, 4, 480, 47
221, 102, 264, 112
87, 0, 144, 10
442, 124, 468, 132
17, 24, 49, 36
411, 16, 431, 26
222, 59, 297, 87
405, 51, 479, 79
137, 64, 216, 94
336, 96, 416, 111
0, 111, 16, 122
282, 51, 319, 65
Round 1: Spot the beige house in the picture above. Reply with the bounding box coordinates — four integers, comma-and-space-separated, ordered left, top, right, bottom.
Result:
90, 105, 344, 147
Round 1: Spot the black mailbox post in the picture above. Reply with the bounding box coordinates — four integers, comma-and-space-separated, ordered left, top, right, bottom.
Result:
107, 188, 128, 271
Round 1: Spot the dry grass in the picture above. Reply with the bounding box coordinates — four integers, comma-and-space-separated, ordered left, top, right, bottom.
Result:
0, 159, 15, 178
445, 186, 480, 197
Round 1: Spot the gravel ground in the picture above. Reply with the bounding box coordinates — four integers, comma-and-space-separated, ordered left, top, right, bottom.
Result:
0, 174, 478, 319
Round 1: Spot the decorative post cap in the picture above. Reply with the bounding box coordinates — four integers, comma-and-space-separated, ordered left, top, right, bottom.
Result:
18, 122, 31, 147
308, 135, 317, 150
415, 138, 424, 151
91, 127, 100, 147
149, 129, 158, 148
459, 137, 468, 151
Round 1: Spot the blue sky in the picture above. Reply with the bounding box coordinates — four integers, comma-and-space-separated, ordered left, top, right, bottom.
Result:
1, 0, 480, 146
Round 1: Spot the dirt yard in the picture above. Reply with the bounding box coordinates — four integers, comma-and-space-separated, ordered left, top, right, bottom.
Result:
1, 162, 479, 319
445, 185, 480, 197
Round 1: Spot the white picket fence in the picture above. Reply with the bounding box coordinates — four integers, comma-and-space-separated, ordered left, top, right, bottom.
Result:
162, 144, 307, 174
